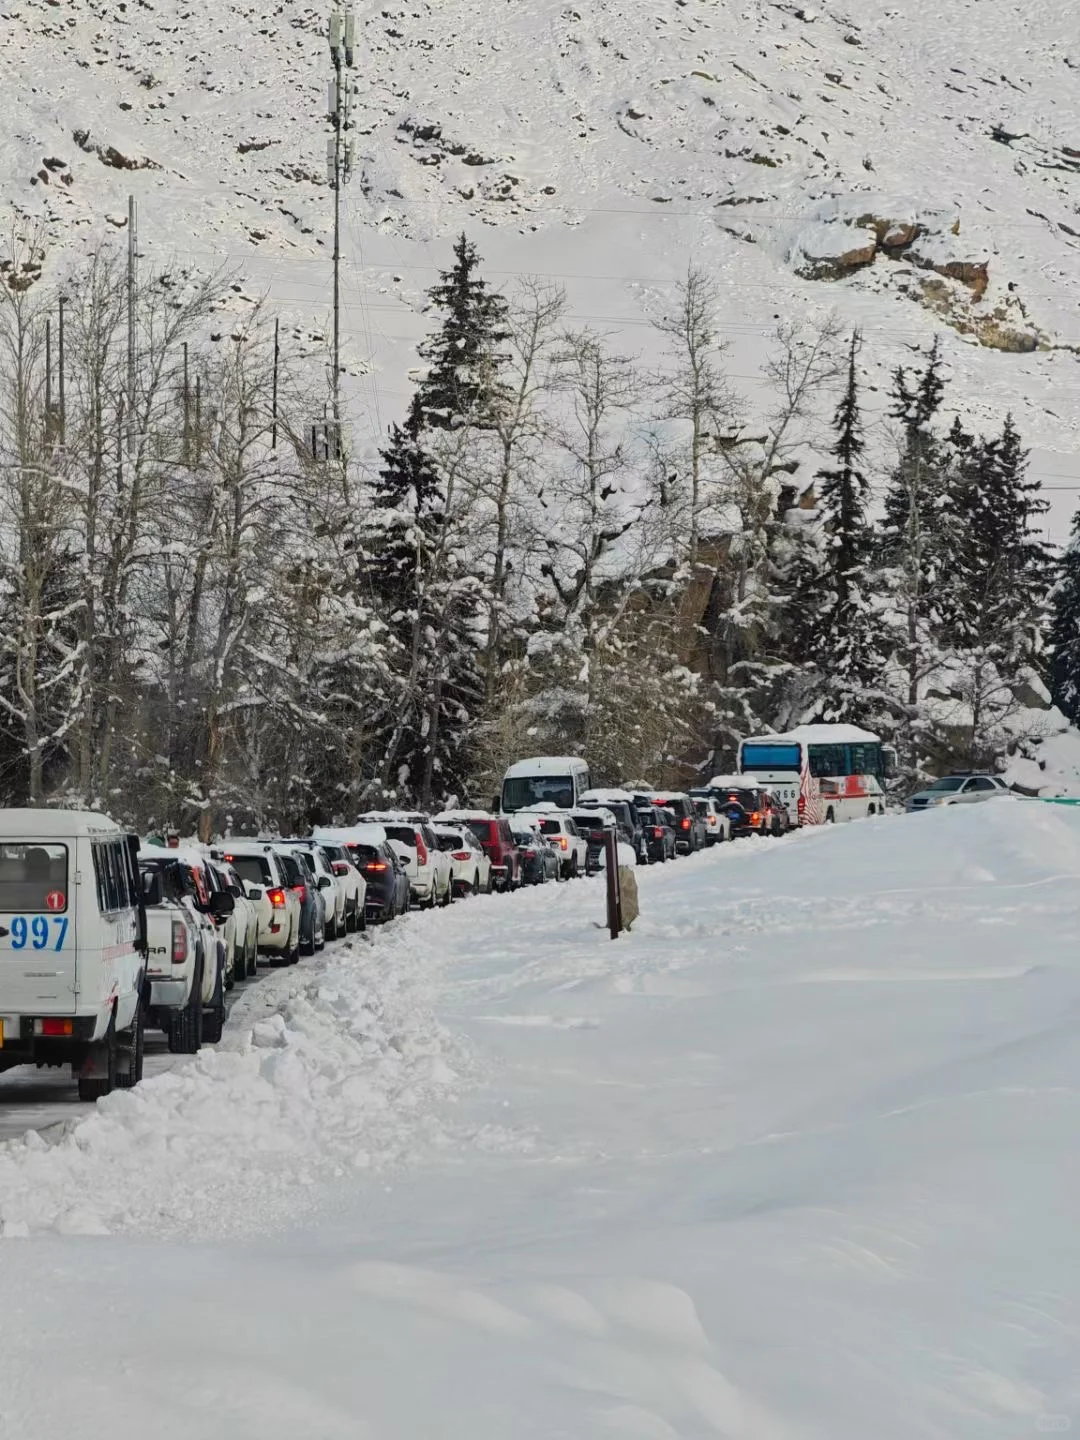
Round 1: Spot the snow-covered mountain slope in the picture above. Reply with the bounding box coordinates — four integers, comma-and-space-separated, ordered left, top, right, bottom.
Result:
3, 802, 1080, 1438
3, 0, 1079, 525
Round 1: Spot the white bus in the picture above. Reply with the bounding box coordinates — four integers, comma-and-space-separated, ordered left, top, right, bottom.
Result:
736, 724, 894, 825
499, 757, 591, 815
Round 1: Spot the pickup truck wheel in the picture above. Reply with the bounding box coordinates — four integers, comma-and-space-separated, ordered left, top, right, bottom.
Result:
167, 951, 203, 1054
201, 953, 226, 1044
77, 1018, 117, 1102
115, 1000, 145, 1089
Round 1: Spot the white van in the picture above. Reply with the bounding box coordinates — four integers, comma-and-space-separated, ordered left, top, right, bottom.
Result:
0, 809, 148, 1101
499, 757, 591, 814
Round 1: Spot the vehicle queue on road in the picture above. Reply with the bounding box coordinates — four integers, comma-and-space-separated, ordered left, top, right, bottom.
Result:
0, 731, 1011, 1107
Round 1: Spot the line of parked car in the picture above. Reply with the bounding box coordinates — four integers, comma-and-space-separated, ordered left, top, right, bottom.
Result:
0, 773, 797, 1102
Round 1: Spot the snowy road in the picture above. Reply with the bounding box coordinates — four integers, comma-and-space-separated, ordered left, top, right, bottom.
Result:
2, 808, 1079, 1439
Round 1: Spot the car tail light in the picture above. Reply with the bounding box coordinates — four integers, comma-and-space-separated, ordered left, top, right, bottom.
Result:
366, 861, 388, 872
525, 848, 536, 858
415, 834, 428, 866
332, 861, 349, 876
172, 918, 188, 964
797, 794, 806, 816
292, 884, 307, 899
708, 815, 717, 826
451, 850, 470, 861
266, 887, 287, 908
653, 826, 663, 838
34, 1018, 73, 1037
680, 817, 691, 830
751, 812, 761, 825
557, 835, 568, 850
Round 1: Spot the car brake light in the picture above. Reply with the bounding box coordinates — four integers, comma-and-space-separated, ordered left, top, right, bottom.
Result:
680, 817, 690, 830
171, 918, 188, 964
751, 812, 761, 825
266, 887, 287, 908
35, 1018, 73, 1037
332, 861, 349, 875
366, 861, 388, 872
292, 884, 306, 898
797, 794, 806, 815
525, 849, 536, 858
557, 835, 568, 850
451, 850, 470, 861
653, 826, 663, 838
415, 834, 428, 866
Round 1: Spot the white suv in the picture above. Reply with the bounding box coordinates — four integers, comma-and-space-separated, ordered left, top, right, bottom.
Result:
359, 814, 453, 908
432, 823, 492, 896
518, 807, 588, 879
215, 842, 301, 964
308, 836, 367, 932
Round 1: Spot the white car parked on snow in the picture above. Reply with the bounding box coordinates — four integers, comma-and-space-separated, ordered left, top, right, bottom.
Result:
213, 841, 301, 965
432, 824, 492, 896
358, 815, 454, 908
306, 837, 367, 931
517, 806, 588, 879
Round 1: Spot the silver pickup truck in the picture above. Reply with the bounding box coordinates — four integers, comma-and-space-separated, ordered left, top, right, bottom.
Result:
139, 855, 230, 1053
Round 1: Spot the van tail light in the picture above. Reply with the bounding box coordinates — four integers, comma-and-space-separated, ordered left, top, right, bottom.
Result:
332, 861, 349, 876
680, 817, 691, 831
451, 850, 470, 861
172, 918, 188, 964
366, 861, 388, 872
415, 835, 428, 866
266, 887, 287, 908
35, 1018, 73, 1037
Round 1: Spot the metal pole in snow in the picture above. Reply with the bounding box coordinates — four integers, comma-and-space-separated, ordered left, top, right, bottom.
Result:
57, 296, 65, 440
605, 829, 622, 940
127, 194, 137, 456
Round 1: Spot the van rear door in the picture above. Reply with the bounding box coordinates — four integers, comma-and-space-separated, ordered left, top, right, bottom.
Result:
0, 839, 76, 1017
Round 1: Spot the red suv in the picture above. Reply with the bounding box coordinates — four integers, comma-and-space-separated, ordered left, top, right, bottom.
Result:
437, 813, 521, 891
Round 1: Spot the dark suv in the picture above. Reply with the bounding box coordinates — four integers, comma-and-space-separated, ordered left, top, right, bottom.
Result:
715, 785, 787, 838
577, 797, 645, 862
636, 804, 677, 863
651, 793, 708, 853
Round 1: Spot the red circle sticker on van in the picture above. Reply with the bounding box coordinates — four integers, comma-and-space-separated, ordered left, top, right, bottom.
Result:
45, 891, 65, 911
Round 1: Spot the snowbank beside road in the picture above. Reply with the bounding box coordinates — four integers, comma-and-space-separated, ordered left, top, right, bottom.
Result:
0, 923, 469, 1238
3, 805, 1080, 1440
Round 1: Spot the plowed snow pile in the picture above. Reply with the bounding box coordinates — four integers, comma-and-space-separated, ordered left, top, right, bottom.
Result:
2, 800, 1080, 1439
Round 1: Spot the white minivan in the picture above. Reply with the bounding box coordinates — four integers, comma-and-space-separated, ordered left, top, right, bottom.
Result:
0, 809, 148, 1101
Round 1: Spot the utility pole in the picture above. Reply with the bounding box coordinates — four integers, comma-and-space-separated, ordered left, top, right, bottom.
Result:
127, 193, 137, 456
327, 8, 355, 456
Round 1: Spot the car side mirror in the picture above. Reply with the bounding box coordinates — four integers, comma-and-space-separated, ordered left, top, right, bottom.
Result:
209, 890, 235, 919
318, 875, 332, 890
246, 886, 263, 902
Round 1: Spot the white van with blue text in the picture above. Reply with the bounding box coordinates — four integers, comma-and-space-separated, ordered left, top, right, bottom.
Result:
0, 810, 147, 1100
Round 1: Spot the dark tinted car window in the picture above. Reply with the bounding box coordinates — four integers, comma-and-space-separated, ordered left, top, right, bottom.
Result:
278, 853, 303, 885
467, 820, 494, 842
383, 825, 417, 848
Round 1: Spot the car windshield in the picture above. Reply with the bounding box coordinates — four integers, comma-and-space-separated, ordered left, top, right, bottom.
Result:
927, 777, 967, 792
503, 776, 575, 811
0, 843, 69, 913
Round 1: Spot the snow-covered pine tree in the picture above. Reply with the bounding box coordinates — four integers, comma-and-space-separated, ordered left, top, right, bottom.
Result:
944, 414, 1051, 764
412, 232, 510, 432
1049, 510, 1080, 724
801, 330, 881, 720
876, 339, 953, 770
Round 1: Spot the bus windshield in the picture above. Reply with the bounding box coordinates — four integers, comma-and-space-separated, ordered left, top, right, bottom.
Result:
741, 743, 802, 772
502, 775, 576, 811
